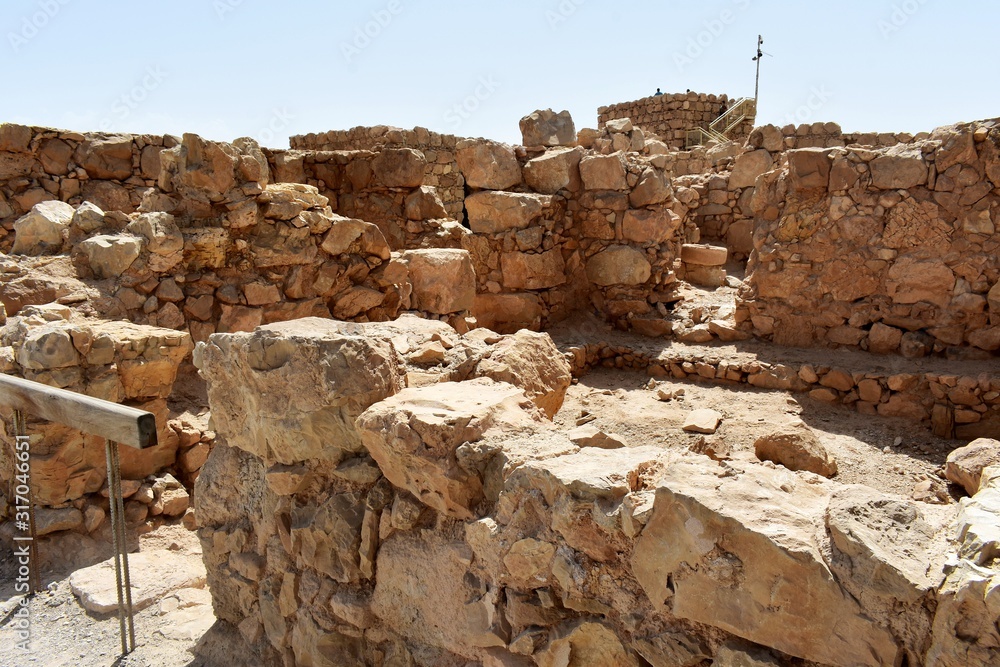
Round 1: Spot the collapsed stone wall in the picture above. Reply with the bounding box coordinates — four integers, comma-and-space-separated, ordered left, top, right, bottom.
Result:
0, 124, 173, 245
289, 126, 465, 221
737, 119, 1000, 358
598, 91, 753, 150
195, 316, 1000, 667
769, 121, 927, 151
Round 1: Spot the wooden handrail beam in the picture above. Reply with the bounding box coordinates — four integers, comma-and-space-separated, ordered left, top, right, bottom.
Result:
0, 374, 156, 449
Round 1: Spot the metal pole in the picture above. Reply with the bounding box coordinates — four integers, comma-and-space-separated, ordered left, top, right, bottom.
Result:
110, 441, 136, 652
105, 439, 129, 655
754, 35, 763, 105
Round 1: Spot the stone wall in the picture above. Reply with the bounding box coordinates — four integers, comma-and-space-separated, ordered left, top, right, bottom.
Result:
0, 124, 174, 248
738, 119, 1000, 357
289, 126, 466, 221
453, 134, 683, 335
194, 316, 1000, 667
750, 122, 928, 151
598, 91, 754, 150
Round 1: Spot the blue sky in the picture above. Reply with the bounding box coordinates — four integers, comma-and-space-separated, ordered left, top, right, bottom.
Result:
2, 1, 996, 147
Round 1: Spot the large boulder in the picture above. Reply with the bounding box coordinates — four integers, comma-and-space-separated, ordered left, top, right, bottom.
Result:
946, 438, 1000, 496
472, 330, 572, 419
465, 192, 554, 234
501, 249, 566, 290
519, 109, 576, 147
372, 148, 426, 188
162, 133, 238, 198
870, 145, 928, 189
127, 212, 184, 272
404, 186, 448, 220
523, 147, 583, 194
78, 234, 144, 279
473, 293, 543, 334
623, 208, 680, 244
579, 153, 627, 191
754, 420, 838, 477
357, 378, 544, 519
456, 140, 521, 190
786, 147, 834, 192
629, 168, 671, 207
12, 201, 75, 255
77, 135, 134, 180
632, 457, 898, 667
401, 248, 476, 314
199, 318, 404, 466
729, 149, 774, 190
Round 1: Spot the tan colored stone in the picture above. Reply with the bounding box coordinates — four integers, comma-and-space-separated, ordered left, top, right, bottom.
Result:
567, 425, 627, 449
456, 140, 521, 190
501, 249, 566, 290
372, 147, 426, 188
12, 201, 74, 255
786, 147, 834, 191
632, 457, 898, 667
681, 243, 728, 266
870, 145, 928, 189
946, 439, 1000, 496
473, 330, 572, 419
77, 135, 133, 180
127, 212, 184, 272
629, 168, 671, 207
466, 191, 554, 234
729, 149, 774, 189
682, 408, 722, 434
404, 185, 448, 220
580, 153, 627, 190
78, 234, 143, 278
70, 550, 206, 614
358, 378, 542, 519
536, 621, 639, 667
623, 208, 679, 244
473, 293, 543, 334
402, 248, 476, 314
520, 109, 576, 147
586, 246, 651, 286
524, 147, 583, 194
754, 420, 838, 477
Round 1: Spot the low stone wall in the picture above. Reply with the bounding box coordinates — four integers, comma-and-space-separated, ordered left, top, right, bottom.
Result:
598, 91, 753, 150
194, 316, 1000, 667
748, 122, 927, 151
739, 119, 1000, 357
0, 124, 175, 247
289, 126, 465, 221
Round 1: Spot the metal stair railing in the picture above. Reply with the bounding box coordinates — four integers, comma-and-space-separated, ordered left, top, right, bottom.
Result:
685, 97, 757, 148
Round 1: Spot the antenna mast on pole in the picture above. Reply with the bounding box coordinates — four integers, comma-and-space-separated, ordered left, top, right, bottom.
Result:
752, 35, 764, 105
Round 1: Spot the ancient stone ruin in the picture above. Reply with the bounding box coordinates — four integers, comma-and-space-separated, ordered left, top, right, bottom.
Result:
0, 91, 999, 666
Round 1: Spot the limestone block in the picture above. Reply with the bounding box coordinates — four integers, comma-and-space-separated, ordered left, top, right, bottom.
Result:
682, 409, 722, 434
77, 135, 133, 180
729, 149, 774, 189
519, 109, 576, 147
372, 148, 426, 188
535, 621, 639, 667
320, 215, 391, 260
78, 234, 143, 278
12, 201, 75, 255
623, 207, 680, 244
472, 330, 572, 419
169, 133, 238, 197
632, 458, 898, 667
630, 168, 672, 209
401, 248, 476, 314
456, 140, 521, 190
70, 551, 206, 614
754, 420, 838, 477
870, 145, 927, 189
580, 153, 627, 191
501, 249, 566, 290
71, 201, 107, 234
357, 378, 543, 518
404, 185, 448, 220
523, 147, 582, 194
200, 318, 403, 465
466, 191, 554, 234
946, 439, 1000, 496
127, 212, 184, 272
586, 246, 651, 286
786, 147, 834, 192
